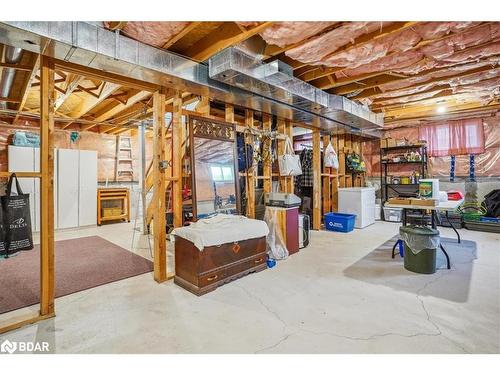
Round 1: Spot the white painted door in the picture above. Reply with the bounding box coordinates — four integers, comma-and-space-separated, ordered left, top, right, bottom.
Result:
78, 150, 98, 226
57, 149, 79, 229
7, 146, 37, 231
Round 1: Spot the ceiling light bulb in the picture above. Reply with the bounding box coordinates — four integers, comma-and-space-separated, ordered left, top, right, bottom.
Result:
437, 105, 447, 113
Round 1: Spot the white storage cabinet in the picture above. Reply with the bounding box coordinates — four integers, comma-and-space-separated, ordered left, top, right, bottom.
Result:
8, 146, 97, 231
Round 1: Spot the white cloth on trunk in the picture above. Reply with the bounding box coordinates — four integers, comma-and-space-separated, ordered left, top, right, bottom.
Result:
171, 214, 269, 251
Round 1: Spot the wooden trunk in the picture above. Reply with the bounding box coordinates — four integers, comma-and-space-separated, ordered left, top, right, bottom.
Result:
174, 236, 267, 296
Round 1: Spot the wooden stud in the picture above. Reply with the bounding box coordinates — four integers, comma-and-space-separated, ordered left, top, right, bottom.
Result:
331, 134, 339, 211
322, 134, 331, 216
284, 119, 294, 194
277, 118, 287, 193
152, 90, 167, 282
225, 104, 235, 123
262, 114, 272, 194
245, 109, 255, 218
172, 91, 183, 228
312, 130, 321, 230
39, 55, 55, 316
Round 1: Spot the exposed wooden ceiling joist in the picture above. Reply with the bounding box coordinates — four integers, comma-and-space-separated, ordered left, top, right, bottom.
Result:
295, 21, 420, 82
183, 22, 275, 62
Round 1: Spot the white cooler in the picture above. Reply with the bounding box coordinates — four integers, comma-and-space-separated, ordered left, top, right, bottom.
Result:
338, 187, 376, 229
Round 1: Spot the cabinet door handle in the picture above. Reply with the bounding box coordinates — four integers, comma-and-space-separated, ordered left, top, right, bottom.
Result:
207, 275, 218, 281
254, 258, 263, 264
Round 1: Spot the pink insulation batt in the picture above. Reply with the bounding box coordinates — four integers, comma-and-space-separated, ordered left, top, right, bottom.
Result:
259, 22, 337, 48
284, 22, 387, 63
104, 21, 190, 48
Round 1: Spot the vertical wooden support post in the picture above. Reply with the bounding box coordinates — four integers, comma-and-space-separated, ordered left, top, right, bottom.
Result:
312, 130, 321, 230
225, 104, 234, 123
40, 55, 55, 316
245, 109, 255, 218
277, 118, 286, 192
153, 90, 167, 282
331, 134, 339, 211
262, 114, 272, 193
338, 135, 346, 188
322, 134, 331, 216
172, 91, 183, 227
284, 119, 294, 193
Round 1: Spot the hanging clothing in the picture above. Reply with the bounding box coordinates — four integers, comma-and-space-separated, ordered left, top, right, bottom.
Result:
300, 149, 314, 187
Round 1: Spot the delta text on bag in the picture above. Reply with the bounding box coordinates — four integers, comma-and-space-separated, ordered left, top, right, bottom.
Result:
1, 173, 34, 256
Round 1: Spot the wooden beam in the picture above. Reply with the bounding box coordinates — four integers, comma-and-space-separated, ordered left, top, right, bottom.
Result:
152, 90, 167, 283
13, 54, 40, 125
322, 134, 331, 216
262, 114, 272, 194
172, 91, 183, 228
54, 75, 85, 111
183, 22, 275, 62
284, 119, 294, 194
312, 130, 321, 230
69, 81, 121, 120
245, 109, 256, 218
0, 96, 20, 103
225, 103, 235, 123
93, 90, 151, 123
54, 60, 159, 92
162, 22, 201, 49
39, 55, 55, 316
0, 62, 34, 71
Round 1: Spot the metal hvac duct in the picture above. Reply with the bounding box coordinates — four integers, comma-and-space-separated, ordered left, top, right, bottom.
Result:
0, 21, 382, 137
209, 47, 384, 130
0, 46, 23, 109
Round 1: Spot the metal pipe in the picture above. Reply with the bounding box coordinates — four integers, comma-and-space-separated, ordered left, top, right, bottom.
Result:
0, 46, 23, 109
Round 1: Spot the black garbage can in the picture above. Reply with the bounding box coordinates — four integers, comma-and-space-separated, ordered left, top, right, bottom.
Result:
399, 226, 440, 274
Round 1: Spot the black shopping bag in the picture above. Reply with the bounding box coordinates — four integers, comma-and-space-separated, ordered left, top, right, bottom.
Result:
0, 201, 6, 256
1, 173, 34, 256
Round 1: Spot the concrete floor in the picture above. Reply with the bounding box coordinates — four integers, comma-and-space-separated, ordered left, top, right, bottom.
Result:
0, 221, 498, 354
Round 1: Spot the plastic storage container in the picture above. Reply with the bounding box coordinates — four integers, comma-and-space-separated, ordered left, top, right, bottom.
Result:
324, 212, 356, 233
383, 207, 403, 222
338, 187, 375, 228
375, 204, 381, 220
400, 226, 440, 274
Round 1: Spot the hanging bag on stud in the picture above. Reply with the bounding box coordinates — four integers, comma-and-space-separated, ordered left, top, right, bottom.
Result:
324, 141, 339, 169
278, 137, 302, 176
1, 173, 34, 257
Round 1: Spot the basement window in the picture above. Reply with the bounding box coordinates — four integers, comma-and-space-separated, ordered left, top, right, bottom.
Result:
210, 165, 234, 183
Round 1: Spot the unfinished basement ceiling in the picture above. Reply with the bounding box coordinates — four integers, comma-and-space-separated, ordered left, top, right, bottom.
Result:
99, 21, 498, 125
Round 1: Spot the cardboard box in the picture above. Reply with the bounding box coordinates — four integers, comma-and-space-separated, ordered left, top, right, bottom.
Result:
387, 198, 412, 205
410, 198, 437, 207
380, 138, 388, 148
386, 137, 396, 147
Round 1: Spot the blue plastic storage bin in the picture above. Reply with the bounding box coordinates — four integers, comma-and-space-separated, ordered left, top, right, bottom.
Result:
324, 212, 356, 233
480, 216, 500, 223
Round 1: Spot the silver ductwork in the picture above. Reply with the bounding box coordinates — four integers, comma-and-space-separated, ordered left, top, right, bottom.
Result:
209, 48, 384, 130
0, 46, 23, 109
0, 21, 382, 137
